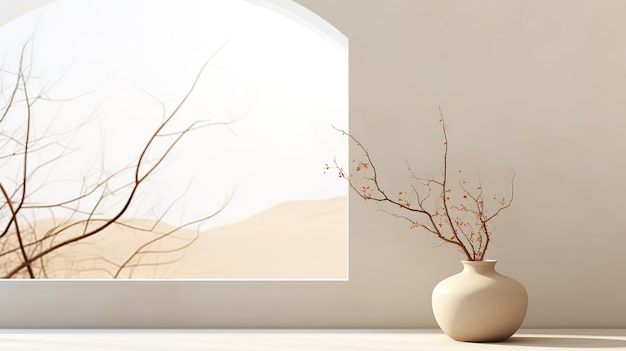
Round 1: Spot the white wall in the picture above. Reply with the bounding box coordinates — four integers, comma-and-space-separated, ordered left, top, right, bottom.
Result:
1, 0, 625, 328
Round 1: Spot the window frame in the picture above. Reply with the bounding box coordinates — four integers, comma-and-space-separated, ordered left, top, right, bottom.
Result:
0, 0, 428, 329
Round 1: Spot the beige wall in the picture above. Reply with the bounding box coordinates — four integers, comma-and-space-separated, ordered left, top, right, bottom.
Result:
1, 0, 625, 328
298, 0, 626, 328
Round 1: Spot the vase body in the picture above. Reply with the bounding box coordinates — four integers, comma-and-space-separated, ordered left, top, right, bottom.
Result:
431, 260, 527, 342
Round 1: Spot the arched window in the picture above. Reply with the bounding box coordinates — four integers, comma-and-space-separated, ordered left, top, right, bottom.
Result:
0, 0, 348, 279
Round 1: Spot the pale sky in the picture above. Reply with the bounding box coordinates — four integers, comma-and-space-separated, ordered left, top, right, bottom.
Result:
0, 0, 348, 228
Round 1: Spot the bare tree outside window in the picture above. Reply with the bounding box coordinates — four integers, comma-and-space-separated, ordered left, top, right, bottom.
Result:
0, 0, 348, 279
0, 39, 238, 278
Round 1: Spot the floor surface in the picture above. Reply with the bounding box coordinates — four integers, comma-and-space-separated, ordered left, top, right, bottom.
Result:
0, 329, 624, 350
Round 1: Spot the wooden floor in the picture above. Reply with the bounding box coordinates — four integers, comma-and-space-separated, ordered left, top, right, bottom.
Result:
0, 329, 624, 350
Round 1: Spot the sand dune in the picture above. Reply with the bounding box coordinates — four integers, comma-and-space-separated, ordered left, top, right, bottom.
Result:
170, 196, 348, 279
3, 197, 347, 279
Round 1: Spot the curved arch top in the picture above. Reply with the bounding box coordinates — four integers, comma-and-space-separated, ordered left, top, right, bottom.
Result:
0, 0, 347, 50
245, 0, 347, 49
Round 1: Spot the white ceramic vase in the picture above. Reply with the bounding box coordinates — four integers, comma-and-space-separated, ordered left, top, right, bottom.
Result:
431, 260, 528, 342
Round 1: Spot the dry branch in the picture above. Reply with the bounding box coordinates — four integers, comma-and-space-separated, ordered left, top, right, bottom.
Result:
326, 110, 514, 261
0, 39, 235, 278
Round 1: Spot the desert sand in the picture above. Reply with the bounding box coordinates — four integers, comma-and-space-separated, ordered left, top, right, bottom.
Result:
2, 197, 347, 279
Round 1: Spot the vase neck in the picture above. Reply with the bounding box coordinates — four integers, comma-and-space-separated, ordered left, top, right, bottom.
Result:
461, 260, 497, 274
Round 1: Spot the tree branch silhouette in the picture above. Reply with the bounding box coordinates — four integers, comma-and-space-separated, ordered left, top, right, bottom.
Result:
1, 39, 235, 278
